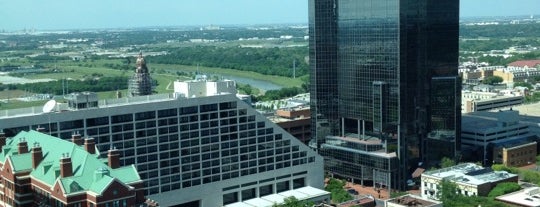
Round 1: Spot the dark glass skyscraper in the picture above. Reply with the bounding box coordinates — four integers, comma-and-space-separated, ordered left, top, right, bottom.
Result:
309, 0, 460, 190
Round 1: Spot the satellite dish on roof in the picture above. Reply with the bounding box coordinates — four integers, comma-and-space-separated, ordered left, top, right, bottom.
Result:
42, 100, 56, 113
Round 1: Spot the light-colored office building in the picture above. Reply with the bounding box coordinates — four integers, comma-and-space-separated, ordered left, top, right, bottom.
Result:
421, 163, 518, 200
173, 75, 236, 98
0, 80, 325, 207
461, 91, 523, 113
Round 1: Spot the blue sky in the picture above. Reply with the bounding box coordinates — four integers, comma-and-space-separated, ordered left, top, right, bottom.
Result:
0, 0, 539, 30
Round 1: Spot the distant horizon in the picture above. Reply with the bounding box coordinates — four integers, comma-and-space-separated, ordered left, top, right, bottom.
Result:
3, 15, 540, 32
1, 0, 539, 31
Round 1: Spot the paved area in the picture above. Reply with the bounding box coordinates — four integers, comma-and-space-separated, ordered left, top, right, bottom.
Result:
326, 178, 424, 206
344, 182, 390, 200
520, 163, 540, 171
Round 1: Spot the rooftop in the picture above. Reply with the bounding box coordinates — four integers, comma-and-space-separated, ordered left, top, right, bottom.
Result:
223, 186, 330, 207
0, 93, 179, 119
496, 187, 540, 207
423, 163, 517, 186
461, 110, 526, 133
508, 60, 540, 68
0, 130, 141, 195
386, 194, 441, 207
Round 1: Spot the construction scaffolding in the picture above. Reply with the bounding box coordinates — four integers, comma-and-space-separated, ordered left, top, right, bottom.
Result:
128, 52, 153, 97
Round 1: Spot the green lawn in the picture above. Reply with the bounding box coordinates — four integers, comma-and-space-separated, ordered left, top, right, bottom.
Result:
150, 63, 303, 88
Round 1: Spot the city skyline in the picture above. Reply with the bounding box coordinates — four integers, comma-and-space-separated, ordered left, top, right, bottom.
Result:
0, 0, 539, 31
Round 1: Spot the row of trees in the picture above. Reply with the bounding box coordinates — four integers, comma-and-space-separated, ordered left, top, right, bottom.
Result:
255, 87, 305, 102
147, 46, 308, 77
0, 76, 130, 95
436, 179, 510, 207
476, 51, 540, 66
492, 163, 540, 186
460, 23, 540, 39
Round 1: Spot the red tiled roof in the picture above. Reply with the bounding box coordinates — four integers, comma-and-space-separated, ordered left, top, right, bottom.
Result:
508, 60, 540, 68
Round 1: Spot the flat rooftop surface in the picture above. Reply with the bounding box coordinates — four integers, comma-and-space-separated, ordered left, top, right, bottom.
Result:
465, 106, 540, 135
502, 102, 540, 117
387, 194, 440, 207
424, 163, 517, 186
224, 186, 330, 207
496, 187, 540, 207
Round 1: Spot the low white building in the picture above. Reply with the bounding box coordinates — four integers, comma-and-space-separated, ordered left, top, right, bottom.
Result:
421, 163, 518, 200
173, 75, 236, 98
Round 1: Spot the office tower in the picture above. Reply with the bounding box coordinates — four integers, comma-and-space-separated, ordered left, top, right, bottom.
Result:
0, 79, 325, 206
128, 52, 153, 97
309, 0, 460, 190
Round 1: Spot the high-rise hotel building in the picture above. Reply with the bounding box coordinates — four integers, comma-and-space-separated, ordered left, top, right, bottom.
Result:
0, 79, 325, 206
309, 0, 461, 190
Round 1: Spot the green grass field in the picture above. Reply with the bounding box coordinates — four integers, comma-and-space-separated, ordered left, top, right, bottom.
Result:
150, 63, 303, 88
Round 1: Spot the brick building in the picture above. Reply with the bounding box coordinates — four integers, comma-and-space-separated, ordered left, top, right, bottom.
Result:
0, 130, 144, 207
270, 107, 311, 144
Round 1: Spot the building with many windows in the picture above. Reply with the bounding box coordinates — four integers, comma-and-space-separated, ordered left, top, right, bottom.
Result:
461, 91, 524, 113
0, 80, 324, 206
0, 130, 144, 207
461, 110, 539, 165
309, 0, 460, 190
268, 107, 312, 144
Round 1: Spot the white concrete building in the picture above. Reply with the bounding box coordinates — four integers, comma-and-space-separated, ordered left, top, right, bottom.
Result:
173, 75, 236, 98
0, 80, 326, 207
461, 91, 523, 113
421, 163, 518, 200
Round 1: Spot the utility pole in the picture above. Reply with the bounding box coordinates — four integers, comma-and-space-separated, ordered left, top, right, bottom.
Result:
293, 59, 296, 79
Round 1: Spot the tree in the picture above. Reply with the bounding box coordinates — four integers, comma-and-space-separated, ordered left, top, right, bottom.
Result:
514, 82, 533, 90
325, 178, 353, 203
482, 76, 503, 85
272, 196, 314, 207
436, 179, 459, 202
491, 164, 519, 174
488, 182, 521, 197
440, 157, 456, 168
436, 179, 507, 207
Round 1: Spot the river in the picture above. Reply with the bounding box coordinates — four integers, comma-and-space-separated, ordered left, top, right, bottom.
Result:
217, 75, 282, 91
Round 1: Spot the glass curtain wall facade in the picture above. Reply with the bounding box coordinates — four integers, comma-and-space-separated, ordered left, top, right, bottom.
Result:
309, 0, 460, 190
